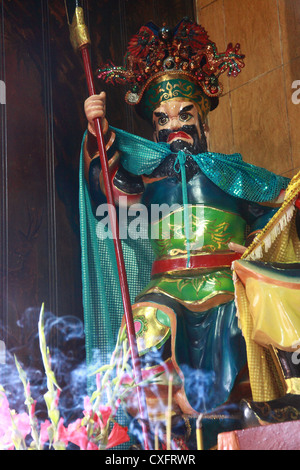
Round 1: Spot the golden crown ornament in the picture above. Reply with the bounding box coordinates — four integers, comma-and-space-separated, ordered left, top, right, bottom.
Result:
97, 18, 245, 121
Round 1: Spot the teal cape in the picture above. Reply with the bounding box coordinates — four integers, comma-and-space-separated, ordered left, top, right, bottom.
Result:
79, 127, 289, 404
112, 127, 289, 203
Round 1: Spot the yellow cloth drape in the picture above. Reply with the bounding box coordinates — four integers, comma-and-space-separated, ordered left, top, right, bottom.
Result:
244, 277, 300, 350
233, 171, 300, 402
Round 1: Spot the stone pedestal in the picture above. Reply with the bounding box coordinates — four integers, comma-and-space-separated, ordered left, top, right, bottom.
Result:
218, 420, 300, 450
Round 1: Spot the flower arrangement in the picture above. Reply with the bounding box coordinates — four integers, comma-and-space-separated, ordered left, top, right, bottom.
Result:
0, 304, 138, 450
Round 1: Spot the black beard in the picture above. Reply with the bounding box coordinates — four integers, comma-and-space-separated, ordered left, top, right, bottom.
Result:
146, 152, 201, 182
147, 120, 208, 181
156, 121, 208, 155
169, 139, 194, 154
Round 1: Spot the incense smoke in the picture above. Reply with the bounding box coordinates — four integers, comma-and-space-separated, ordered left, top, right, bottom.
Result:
0, 307, 243, 450
0, 307, 87, 424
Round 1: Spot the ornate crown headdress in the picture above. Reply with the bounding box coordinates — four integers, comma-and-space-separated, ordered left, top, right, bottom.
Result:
97, 18, 245, 122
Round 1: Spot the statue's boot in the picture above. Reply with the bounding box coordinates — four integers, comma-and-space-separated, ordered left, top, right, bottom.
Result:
241, 347, 300, 427
120, 301, 197, 422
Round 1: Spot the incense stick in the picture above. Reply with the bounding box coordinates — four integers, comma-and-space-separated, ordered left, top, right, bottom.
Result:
166, 374, 173, 450
196, 414, 204, 450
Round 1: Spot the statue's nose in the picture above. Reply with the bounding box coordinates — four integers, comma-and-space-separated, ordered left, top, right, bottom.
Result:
168, 117, 181, 130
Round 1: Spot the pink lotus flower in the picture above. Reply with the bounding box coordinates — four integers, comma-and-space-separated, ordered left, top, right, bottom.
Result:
67, 418, 98, 450
106, 422, 130, 449
98, 405, 113, 428
40, 417, 69, 447
83, 396, 112, 428
0, 392, 30, 449
38, 397, 130, 450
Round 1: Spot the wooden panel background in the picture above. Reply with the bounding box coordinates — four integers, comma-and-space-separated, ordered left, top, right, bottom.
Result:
195, 0, 300, 178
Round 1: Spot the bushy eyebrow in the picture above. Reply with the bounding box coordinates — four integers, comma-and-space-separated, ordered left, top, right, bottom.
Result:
179, 104, 194, 114
153, 111, 168, 118
153, 104, 194, 118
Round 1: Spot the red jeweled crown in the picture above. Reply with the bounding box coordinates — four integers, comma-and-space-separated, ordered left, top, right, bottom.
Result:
97, 18, 245, 112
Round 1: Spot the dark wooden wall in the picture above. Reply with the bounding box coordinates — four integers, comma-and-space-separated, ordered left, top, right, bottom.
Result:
0, 0, 194, 376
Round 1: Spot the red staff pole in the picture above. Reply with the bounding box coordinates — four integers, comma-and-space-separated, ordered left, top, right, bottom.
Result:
66, 3, 151, 450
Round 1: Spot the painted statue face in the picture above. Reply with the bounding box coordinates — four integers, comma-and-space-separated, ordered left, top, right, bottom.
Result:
152, 100, 205, 154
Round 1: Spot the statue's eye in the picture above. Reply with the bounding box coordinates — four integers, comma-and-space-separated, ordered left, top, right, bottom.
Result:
158, 115, 169, 126
179, 112, 192, 122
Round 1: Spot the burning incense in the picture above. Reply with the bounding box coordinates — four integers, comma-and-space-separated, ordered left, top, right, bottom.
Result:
196, 414, 204, 450
166, 374, 173, 450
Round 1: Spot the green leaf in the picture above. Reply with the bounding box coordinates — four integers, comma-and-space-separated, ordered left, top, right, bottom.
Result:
89, 364, 114, 376
89, 388, 101, 402
48, 408, 60, 427
14, 355, 27, 387
38, 304, 61, 391
43, 390, 54, 410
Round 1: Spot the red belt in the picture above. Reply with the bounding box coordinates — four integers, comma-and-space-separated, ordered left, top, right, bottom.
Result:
151, 252, 241, 276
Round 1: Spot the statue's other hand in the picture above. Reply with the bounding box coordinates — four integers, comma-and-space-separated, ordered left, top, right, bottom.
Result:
228, 242, 246, 254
